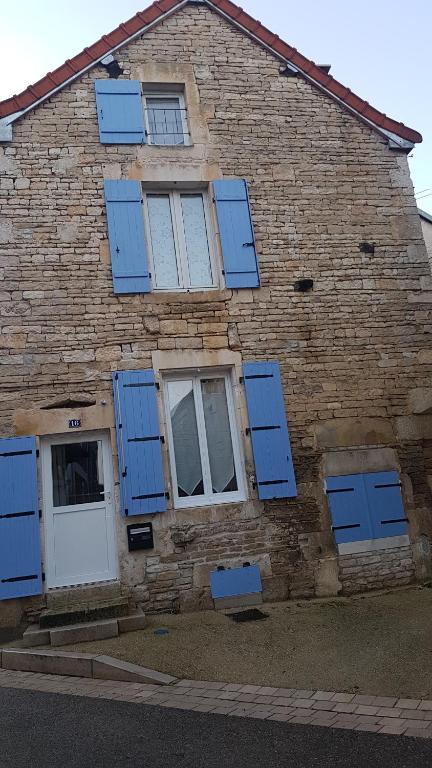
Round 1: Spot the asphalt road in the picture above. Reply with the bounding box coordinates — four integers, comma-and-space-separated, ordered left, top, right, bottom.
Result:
1, 687, 432, 768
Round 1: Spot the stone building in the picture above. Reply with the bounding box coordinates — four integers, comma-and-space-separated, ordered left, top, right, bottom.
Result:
419, 209, 432, 270
0, 0, 431, 630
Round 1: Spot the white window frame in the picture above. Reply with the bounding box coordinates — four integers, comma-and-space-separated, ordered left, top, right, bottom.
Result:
142, 91, 189, 146
163, 369, 246, 509
143, 189, 219, 292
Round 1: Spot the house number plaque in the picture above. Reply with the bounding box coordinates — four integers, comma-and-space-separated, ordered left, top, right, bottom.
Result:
68, 419, 81, 428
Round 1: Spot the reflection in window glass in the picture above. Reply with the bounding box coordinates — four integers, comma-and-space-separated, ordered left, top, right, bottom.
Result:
51, 441, 104, 507
167, 380, 204, 497
180, 195, 213, 288
147, 195, 179, 289
201, 378, 237, 493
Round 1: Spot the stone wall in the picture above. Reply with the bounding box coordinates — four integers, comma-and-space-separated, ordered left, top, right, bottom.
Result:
0, 4, 431, 620
339, 545, 415, 595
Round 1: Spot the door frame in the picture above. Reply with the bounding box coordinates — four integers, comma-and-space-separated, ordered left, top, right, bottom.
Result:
41, 429, 118, 590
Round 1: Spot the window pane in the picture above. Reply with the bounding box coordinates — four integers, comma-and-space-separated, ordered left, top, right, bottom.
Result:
180, 195, 213, 288
167, 380, 204, 497
147, 195, 179, 288
201, 378, 238, 493
147, 97, 184, 145
51, 441, 104, 507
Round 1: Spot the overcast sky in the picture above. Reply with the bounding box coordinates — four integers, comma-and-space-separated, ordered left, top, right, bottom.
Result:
1, 0, 431, 213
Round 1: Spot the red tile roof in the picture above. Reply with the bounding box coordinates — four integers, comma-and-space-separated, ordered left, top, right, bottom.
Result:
0, 0, 422, 144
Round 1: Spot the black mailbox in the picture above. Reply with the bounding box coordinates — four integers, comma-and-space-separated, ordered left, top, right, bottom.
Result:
127, 522, 154, 551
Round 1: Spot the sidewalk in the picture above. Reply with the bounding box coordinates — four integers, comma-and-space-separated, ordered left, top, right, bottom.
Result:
1, 668, 432, 740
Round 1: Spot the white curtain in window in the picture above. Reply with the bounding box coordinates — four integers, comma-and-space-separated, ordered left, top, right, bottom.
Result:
181, 195, 213, 288
201, 378, 237, 493
168, 381, 203, 496
147, 97, 184, 145
147, 195, 179, 288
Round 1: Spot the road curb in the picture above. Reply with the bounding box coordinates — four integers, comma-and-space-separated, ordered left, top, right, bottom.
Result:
0, 648, 177, 686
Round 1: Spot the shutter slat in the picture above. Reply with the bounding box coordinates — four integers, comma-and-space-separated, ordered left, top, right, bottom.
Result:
214, 179, 260, 288
104, 180, 150, 294
363, 471, 408, 538
0, 436, 42, 600
113, 370, 167, 516
95, 80, 146, 144
326, 474, 372, 544
243, 361, 296, 499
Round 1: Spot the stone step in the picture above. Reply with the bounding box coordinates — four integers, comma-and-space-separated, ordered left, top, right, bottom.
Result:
39, 596, 130, 629
50, 618, 119, 647
46, 582, 124, 611
22, 610, 147, 647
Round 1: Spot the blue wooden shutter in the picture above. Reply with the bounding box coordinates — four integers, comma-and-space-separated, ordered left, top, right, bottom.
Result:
326, 474, 372, 544
213, 179, 260, 288
113, 370, 166, 516
95, 80, 145, 144
210, 565, 262, 599
243, 361, 296, 499
0, 436, 42, 600
104, 180, 150, 294
363, 471, 408, 539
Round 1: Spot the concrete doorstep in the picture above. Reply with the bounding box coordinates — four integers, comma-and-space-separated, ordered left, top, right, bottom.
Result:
0, 648, 177, 686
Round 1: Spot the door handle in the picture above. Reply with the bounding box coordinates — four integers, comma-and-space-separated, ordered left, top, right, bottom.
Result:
242, 241, 254, 247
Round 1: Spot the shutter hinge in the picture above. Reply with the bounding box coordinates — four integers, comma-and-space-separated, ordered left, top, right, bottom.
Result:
36, 449, 40, 458
125, 509, 129, 516
39, 509, 42, 519
222, 269, 225, 275
245, 427, 250, 435
160, 435, 165, 444
239, 376, 244, 384
155, 382, 160, 390
122, 467, 127, 478
119, 423, 122, 429
42, 572, 46, 582
165, 492, 170, 500
114, 372, 119, 381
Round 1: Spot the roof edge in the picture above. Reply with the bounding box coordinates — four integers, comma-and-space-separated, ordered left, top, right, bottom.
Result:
0, 0, 422, 145
419, 209, 432, 224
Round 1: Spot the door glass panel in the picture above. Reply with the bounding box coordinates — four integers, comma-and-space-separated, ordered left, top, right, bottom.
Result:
51, 441, 104, 507
201, 378, 238, 493
167, 380, 204, 497
146, 97, 184, 145
147, 195, 179, 289
180, 195, 213, 288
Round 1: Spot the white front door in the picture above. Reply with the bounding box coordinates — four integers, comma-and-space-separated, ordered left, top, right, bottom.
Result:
42, 431, 118, 589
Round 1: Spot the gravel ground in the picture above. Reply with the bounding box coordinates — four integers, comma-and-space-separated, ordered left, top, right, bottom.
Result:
57, 586, 432, 698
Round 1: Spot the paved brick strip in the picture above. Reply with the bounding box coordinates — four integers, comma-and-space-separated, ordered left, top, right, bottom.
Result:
1, 668, 431, 739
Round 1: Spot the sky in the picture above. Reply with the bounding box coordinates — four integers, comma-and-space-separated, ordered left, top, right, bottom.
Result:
1, 0, 431, 213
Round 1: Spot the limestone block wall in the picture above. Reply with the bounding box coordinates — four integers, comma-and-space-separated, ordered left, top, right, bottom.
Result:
339, 545, 415, 595
0, 4, 431, 619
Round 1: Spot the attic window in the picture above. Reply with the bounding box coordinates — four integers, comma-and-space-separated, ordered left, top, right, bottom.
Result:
41, 397, 96, 410
143, 92, 189, 145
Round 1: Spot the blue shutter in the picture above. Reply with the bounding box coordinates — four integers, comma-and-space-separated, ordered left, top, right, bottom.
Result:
210, 565, 262, 599
243, 361, 297, 499
104, 180, 150, 294
113, 370, 166, 516
363, 471, 408, 539
95, 80, 145, 144
326, 474, 372, 544
213, 179, 260, 288
0, 436, 42, 600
